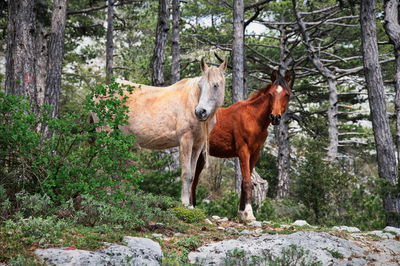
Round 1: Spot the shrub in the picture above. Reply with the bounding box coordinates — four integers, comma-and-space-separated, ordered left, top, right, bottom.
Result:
173, 207, 206, 223
14, 191, 54, 217
4, 216, 70, 246
0, 83, 142, 206
198, 191, 240, 219
175, 237, 201, 251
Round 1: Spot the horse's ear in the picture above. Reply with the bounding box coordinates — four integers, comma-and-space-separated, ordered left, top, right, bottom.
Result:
219, 60, 227, 72
271, 70, 278, 82
200, 58, 209, 73
285, 70, 295, 88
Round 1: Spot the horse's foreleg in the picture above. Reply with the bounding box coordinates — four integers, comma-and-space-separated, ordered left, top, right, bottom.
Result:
238, 148, 256, 221
180, 133, 194, 207
190, 152, 205, 207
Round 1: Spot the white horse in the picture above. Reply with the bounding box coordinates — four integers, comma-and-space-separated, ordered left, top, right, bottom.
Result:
95, 59, 227, 207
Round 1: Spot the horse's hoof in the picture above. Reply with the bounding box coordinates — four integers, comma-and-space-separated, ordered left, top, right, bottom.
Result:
188, 205, 194, 209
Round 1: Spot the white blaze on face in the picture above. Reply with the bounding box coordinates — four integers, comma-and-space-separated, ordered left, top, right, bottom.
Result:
276, 85, 283, 93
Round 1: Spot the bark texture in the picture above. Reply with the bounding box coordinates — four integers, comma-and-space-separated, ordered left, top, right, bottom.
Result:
233, 0, 245, 193
105, 0, 115, 84
152, 0, 169, 86
361, 0, 399, 226
44, 0, 68, 120
383, 0, 400, 168
252, 170, 268, 206
171, 0, 180, 84
292, 0, 338, 161
275, 22, 293, 199
5, 0, 39, 110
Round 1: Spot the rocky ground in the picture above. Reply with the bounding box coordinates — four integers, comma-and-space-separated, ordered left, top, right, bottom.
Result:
34, 217, 400, 265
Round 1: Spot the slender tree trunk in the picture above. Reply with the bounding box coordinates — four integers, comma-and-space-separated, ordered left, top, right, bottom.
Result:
152, 0, 169, 86
44, 0, 68, 120
327, 78, 339, 161
275, 115, 290, 198
171, 0, 180, 84
361, 0, 399, 226
276, 21, 292, 199
105, 0, 114, 84
232, 0, 245, 193
292, 0, 339, 161
384, 0, 400, 168
5, 0, 39, 110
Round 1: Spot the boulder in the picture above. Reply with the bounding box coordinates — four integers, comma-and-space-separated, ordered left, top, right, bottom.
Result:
383, 226, 400, 235
35, 236, 162, 266
292, 220, 310, 227
188, 231, 365, 265
332, 226, 360, 233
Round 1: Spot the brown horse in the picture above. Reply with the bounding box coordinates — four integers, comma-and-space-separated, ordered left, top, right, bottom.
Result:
191, 70, 293, 220
93, 59, 227, 207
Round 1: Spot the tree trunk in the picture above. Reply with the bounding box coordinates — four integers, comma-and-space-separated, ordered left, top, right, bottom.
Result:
361, 0, 399, 227
275, 114, 290, 198
327, 78, 339, 161
292, 0, 339, 161
252, 170, 268, 206
232, 0, 245, 103
232, 0, 245, 193
384, 0, 400, 168
105, 0, 114, 84
44, 0, 68, 120
152, 0, 169, 86
171, 0, 180, 84
276, 21, 293, 199
5, 0, 39, 110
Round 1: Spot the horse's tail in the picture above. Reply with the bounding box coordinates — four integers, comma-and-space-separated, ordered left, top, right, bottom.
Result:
203, 121, 209, 168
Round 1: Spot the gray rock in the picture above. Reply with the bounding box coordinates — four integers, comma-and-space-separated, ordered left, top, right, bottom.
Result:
188, 231, 366, 266
280, 224, 292, 229
253, 228, 263, 235
239, 229, 251, 235
211, 215, 221, 220
35, 237, 162, 266
332, 226, 360, 233
383, 226, 400, 235
292, 220, 310, 227
248, 221, 262, 227
204, 218, 213, 225
225, 227, 239, 234
173, 232, 182, 237
219, 217, 229, 222
368, 230, 395, 239
152, 233, 163, 238
217, 226, 225, 230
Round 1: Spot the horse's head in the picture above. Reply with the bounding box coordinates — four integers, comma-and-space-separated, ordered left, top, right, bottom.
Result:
268, 70, 293, 125
195, 59, 227, 121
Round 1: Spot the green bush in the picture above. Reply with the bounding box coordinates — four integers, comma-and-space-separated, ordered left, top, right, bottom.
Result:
290, 139, 386, 229
14, 191, 54, 217
4, 216, 70, 246
173, 207, 206, 223
0, 82, 142, 206
198, 191, 240, 219
137, 150, 181, 198
175, 237, 201, 251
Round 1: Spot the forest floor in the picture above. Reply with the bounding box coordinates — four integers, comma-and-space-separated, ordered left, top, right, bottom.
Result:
2, 215, 400, 265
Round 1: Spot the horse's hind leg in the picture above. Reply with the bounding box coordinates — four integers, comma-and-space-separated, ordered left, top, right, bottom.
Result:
190, 152, 205, 207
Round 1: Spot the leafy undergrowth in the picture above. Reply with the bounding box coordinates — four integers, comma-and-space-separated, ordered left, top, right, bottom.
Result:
0, 211, 392, 265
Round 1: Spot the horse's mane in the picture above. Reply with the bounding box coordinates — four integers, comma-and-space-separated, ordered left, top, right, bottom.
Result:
247, 76, 290, 101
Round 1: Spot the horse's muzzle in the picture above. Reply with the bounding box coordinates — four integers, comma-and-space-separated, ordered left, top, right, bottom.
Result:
270, 114, 281, 125
195, 108, 209, 121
